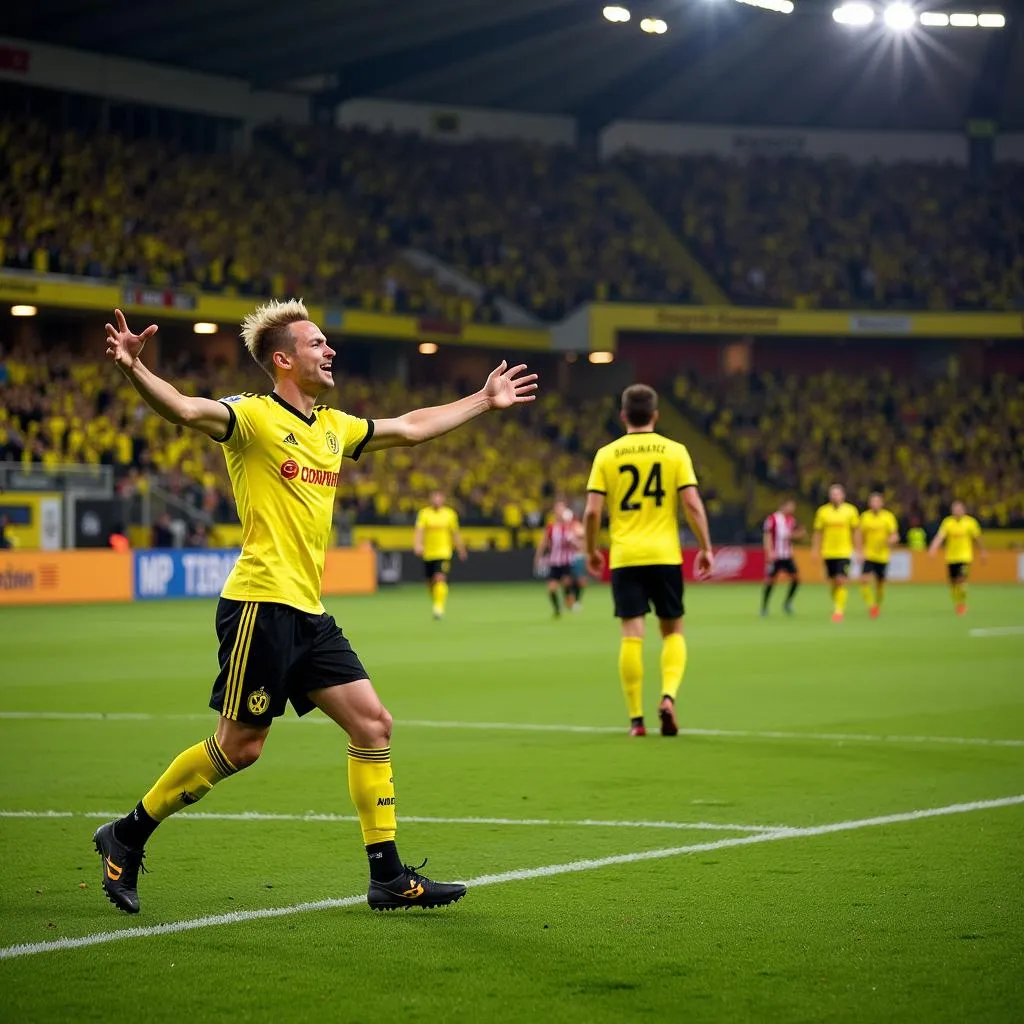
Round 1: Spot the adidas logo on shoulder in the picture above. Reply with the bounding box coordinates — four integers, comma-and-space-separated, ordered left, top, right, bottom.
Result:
283, 433, 299, 446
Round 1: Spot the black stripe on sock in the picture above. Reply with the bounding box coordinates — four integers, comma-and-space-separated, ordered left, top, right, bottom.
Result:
347, 745, 391, 762
205, 737, 237, 777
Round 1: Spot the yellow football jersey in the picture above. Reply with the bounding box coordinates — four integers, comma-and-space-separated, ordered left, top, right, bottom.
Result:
860, 509, 899, 564
416, 506, 460, 561
586, 431, 698, 569
813, 502, 860, 560
217, 392, 372, 614
938, 515, 981, 564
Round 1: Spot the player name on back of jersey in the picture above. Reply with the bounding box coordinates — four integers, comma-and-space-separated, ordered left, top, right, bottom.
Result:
614, 441, 668, 457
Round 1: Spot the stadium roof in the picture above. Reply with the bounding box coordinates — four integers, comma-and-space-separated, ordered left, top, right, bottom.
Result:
7, 0, 1024, 130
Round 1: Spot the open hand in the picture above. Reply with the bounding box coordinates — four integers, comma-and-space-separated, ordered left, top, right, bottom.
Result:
483, 360, 538, 410
694, 549, 714, 581
105, 308, 157, 371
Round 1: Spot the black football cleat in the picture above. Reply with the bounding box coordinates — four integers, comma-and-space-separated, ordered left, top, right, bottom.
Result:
658, 696, 679, 737
93, 821, 145, 914
367, 860, 467, 911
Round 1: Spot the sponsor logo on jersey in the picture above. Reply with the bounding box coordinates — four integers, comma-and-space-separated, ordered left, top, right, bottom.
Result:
279, 459, 339, 488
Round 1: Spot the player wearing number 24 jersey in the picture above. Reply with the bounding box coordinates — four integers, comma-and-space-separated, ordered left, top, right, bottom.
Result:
584, 384, 713, 739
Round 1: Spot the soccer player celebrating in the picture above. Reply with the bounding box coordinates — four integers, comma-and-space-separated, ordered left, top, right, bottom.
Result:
858, 491, 900, 618
811, 484, 860, 622
583, 385, 713, 737
95, 302, 536, 914
414, 490, 466, 619
535, 499, 580, 617
761, 498, 803, 616
928, 500, 986, 615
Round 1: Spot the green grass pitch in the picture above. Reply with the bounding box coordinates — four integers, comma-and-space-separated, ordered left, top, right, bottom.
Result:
1, 582, 1022, 1023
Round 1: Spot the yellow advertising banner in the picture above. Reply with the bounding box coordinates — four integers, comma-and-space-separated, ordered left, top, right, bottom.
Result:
589, 303, 1024, 350
0, 274, 549, 352
0, 550, 132, 605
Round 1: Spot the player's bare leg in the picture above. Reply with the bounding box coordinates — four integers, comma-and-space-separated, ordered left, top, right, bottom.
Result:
95, 717, 268, 914
548, 578, 562, 617
620, 616, 646, 735
311, 679, 466, 910
783, 573, 799, 615
657, 617, 685, 737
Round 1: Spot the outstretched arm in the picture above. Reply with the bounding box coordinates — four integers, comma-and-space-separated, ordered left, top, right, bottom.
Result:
105, 309, 230, 440
363, 360, 537, 453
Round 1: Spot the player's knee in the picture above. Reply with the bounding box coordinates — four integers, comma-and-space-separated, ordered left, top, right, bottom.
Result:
351, 702, 392, 747
380, 706, 393, 741
218, 734, 264, 770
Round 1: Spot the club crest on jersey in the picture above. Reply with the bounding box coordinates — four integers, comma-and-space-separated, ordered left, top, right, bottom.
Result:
325, 430, 340, 455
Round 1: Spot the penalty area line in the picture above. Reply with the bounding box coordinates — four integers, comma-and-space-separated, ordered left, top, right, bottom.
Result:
969, 626, 1024, 638
0, 810, 782, 833
1, 794, 1022, 962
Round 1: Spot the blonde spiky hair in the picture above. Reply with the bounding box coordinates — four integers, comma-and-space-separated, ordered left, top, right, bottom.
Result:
239, 298, 310, 380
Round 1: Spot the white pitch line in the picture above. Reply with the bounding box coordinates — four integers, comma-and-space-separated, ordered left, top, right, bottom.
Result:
1, 711, 1022, 749
969, 626, 1024, 638
1, 794, 1021, 963
0, 810, 780, 833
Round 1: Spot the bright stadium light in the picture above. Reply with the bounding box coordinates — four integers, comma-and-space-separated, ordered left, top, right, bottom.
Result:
588, 351, 615, 364
919, 10, 950, 23
978, 12, 1006, 26
833, 3, 875, 24
192, 322, 218, 334
640, 17, 668, 32
884, 2, 917, 28
603, 5, 631, 21
418, 342, 439, 355
735, 0, 795, 13
949, 11, 979, 23
10, 304, 38, 317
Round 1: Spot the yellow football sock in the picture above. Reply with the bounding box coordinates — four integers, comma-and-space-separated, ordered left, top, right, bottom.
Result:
834, 586, 848, 615
141, 736, 237, 822
431, 580, 448, 614
875, 581, 885, 608
660, 633, 687, 701
860, 582, 874, 607
618, 637, 644, 719
347, 745, 397, 845
950, 583, 961, 606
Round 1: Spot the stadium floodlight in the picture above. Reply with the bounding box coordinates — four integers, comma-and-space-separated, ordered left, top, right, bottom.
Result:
949, 11, 979, 23
833, 3, 875, 24
588, 351, 615, 364
735, 0, 795, 13
11, 304, 38, 317
418, 342, 439, 355
192, 322, 218, 334
603, 5, 632, 21
919, 10, 950, 23
978, 12, 1006, 26
884, 2, 917, 28
640, 17, 669, 32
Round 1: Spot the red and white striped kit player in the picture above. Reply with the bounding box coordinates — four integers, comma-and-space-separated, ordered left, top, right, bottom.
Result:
764, 510, 796, 562
546, 517, 579, 569
762, 499, 802, 615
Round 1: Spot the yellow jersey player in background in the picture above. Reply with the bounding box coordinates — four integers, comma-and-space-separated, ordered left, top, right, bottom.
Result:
812, 483, 860, 622
928, 500, 986, 615
95, 301, 536, 915
584, 384, 713, 738
857, 492, 900, 619
414, 490, 466, 619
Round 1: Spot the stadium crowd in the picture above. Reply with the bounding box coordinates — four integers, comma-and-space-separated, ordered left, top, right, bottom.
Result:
676, 369, 1024, 527
618, 152, 1024, 311
0, 117, 476, 322
268, 125, 683, 321
0, 344, 610, 537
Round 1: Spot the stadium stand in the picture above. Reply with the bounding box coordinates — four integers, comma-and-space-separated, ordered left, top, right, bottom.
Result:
672, 369, 1024, 527
617, 152, 1024, 311
0, 117, 477, 321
